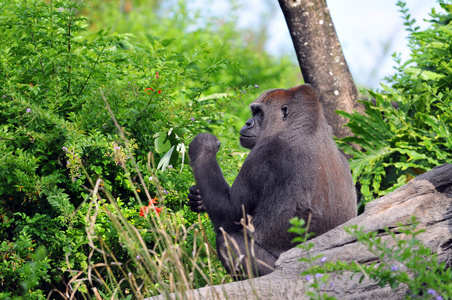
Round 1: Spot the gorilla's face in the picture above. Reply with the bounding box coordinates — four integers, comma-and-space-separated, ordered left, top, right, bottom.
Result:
239, 85, 320, 149
239, 104, 263, 149
239, 98, 290, 149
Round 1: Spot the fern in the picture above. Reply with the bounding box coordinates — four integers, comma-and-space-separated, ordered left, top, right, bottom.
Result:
339, 4, 452, 204
47, 187, 75, 218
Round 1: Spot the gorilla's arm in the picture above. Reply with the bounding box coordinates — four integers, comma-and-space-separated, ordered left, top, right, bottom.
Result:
189, 133, 244, 231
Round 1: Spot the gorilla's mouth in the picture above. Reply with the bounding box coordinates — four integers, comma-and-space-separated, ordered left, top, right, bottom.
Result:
239, 135, 255, 141
239, 134, 255, 139
239, 135, 256, 149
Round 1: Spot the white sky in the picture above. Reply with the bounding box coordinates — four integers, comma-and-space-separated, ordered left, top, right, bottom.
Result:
194, 0, 441, 89
324, 1, 440, 88
264, 1, 441, 88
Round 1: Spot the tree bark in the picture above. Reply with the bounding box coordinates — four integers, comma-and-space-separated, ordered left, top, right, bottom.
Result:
278, 0, 363, 139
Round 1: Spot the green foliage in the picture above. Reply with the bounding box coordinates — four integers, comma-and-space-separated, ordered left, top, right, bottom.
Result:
338, 1, 452, 204
289, 217, 335, 300
0, 0, 300, 297
0, 232, 50, 300
299, 218, 452, 299
78, 194, 228, 298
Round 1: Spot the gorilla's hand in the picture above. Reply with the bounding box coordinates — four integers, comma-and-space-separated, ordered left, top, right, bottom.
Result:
188, 133, 221, 164
187, 185, 205, 212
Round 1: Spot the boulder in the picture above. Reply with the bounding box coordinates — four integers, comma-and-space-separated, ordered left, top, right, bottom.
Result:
151, 164, 452, 299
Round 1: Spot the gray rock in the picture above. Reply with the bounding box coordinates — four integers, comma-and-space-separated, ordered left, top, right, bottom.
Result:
151, 164, 452, 299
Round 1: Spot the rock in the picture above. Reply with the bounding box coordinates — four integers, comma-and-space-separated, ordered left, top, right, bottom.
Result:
150, 164, 452, 299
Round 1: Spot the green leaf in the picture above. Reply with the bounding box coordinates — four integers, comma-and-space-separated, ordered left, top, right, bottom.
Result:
173, 128, 189, 137
154, 132, 171, 154
157, 145, 175, 171
93, 166, 102, 175
348, 147, 393, 182
404, 67, 445, 81
197, 93, 228, 102
47, 187, 74, 216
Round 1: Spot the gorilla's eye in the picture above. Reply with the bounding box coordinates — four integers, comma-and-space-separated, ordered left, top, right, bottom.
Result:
253, 110, 262, 117
282, 105, 289, 120
252, 107, 263, 118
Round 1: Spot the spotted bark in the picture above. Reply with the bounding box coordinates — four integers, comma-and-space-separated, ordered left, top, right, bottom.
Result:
278, 0, 364, 139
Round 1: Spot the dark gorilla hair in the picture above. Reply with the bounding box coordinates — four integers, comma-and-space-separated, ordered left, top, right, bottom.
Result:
188, 84, 357, 279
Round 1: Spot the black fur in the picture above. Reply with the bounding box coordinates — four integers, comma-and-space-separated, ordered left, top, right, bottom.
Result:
188, 84, 357, 278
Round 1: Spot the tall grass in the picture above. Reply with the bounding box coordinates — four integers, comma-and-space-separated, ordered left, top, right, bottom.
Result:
46, 92, 231, 299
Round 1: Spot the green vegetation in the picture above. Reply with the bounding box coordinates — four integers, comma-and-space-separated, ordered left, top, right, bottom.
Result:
290, 217, 452, 299
0, 0, 299, 298
0, 0, 451, 299
339, 1, 452, 206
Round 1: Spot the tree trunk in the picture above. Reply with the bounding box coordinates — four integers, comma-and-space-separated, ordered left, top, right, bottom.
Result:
278, 0, 363, 139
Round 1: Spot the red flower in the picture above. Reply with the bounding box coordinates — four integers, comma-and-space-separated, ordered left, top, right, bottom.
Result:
145, 88, 162, 95
139, 197, 162, 217
139, 205, 149, 217
145, 87, 153, 95
156, 71, 159, 79
30, 83, 33, 87
154, 207, 163, 216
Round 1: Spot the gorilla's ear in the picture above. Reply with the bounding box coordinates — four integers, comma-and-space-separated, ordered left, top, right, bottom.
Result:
282, 105, 289, 121
289, 84, 319, 100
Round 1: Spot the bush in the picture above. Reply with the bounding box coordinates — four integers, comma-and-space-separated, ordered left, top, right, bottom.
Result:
338, 0, 452, 205
0, 0, 301, 297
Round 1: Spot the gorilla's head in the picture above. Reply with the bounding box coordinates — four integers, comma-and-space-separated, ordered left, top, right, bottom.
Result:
239, 84, 321, 149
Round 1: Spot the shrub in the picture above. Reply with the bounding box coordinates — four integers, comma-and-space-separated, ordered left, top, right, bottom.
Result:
0, 0, 301, 297
338, 0, 452, 205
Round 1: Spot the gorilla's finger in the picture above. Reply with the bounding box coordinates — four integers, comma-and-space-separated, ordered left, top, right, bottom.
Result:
191, 206, 206, 213
189, 185, 200, 195
188, 193, 201, 201
188, 200, 205, 212
188, 199, 203, 207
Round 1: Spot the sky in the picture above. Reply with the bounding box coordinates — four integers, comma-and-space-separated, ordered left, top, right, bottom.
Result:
195, 0, 442, 89
321, 1, 440, 88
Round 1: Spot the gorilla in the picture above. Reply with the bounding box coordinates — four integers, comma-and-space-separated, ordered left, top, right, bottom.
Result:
188, 84, 357, 279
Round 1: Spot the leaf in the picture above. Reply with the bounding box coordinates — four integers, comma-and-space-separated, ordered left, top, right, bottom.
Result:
386, 162, 425, 171
338, 107, 393, 144
93, 165, 102, 175
177, 143, 186, 172
392, 147, 430, 161
442, 4, 452, 12
348, 147, 394, 183
154, 132, 171, 153
173, 128, 189, 137
379, 84, 403, 101
47, 187, 75, 216
157, 146, 175, 171
404, 67, 445, 81
422, 115, 452, 146
197, 93, 228, 102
